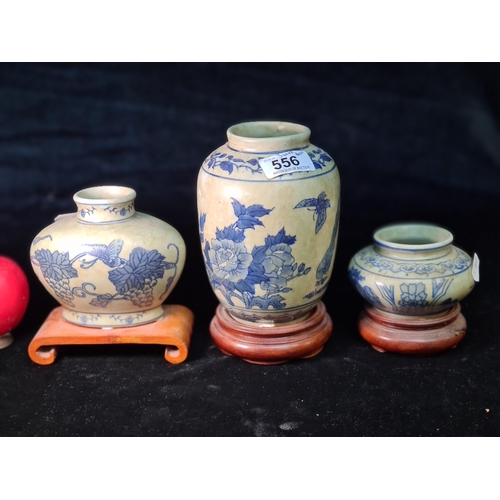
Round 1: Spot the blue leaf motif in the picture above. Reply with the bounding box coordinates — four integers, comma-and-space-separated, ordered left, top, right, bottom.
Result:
234, 280, 255, 294
231, 198, 245, 217
246, 204, 273, 218
220, 161, 234, 174
265, 228, 296, 247
35, 249, 78, 281
90, 293, 114, 308
236, 215, 264, 230
216, 225, 245, 243
108, 247, 166, 294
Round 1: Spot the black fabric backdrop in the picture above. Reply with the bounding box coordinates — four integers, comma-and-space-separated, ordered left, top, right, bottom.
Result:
1, 62, 499, 436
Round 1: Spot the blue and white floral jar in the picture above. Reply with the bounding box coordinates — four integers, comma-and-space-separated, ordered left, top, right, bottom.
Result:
197, 121, 341, 326
30, 186, 186, 328
348, 223, 476, 317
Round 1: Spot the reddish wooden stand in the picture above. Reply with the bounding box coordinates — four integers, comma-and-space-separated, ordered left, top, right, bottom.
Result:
358, 304, 466, 355
28, 304, 194, 365
210, 301, 332, 365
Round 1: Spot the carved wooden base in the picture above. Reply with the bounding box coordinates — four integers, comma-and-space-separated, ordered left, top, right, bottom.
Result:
358, 304, 466, 355
0, 332, 13, 349
28, 304, 194, 365
210, 301, 332, 365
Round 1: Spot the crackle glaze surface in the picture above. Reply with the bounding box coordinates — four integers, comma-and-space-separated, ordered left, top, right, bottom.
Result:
197, 121, 341, 325
30, 186, 186, 327
348, 224, 475, 316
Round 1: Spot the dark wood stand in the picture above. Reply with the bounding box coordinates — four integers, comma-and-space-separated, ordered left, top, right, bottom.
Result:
28, 304, 194, 365
358, 303, 466, 355
210, 301, 332, 365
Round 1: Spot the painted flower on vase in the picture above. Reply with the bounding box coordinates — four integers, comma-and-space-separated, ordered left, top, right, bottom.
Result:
261, 243, 295, 292
200, 198, 311, 310
399, 282, 429, 308
209, 239, 252, 282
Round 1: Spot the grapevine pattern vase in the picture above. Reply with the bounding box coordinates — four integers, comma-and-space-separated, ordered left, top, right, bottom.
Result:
30, 186, 186, 328
197, 121, 340, 362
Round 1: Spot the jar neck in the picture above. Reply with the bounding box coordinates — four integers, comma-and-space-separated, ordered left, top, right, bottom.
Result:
73, 186, 136, 223
374, 244, 452, 260
372, 224, 454, 261
227, 121, 311, 153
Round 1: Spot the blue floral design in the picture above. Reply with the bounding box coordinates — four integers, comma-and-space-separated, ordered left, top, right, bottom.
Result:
209, 239, 252, 282
399, 282, 429, 308
202, 199, 311, 310
31, 239, 179, 309
357, 248, 472, 276
348, 267, 364, 283
104, 204, 133, 217
203, 148, 334, 176
261, 243, 295, 292
79, 207, 96, 218
204, 152, 263, 175
348, 267, 383, 308
309, 149, 333, 169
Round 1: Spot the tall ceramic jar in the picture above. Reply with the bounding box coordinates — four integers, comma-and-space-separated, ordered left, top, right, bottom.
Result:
30, 186, 186, 328
197, 121, 340, 363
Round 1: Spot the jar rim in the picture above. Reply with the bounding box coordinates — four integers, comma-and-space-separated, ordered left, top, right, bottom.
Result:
227, 121, 311, 152
73, 186, 136, 205
373, 223, 453, 251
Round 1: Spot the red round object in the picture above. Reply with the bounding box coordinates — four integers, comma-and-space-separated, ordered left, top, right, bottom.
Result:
0, 256, 30, 336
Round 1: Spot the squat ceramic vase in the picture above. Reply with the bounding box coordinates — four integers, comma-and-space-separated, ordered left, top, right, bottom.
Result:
197, 121, 340, 364
30, 186, 186, 328
348, 223, 477, 355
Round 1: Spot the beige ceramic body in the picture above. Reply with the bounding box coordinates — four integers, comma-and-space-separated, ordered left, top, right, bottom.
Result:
348, 224, 475, 317
197, 121, 340, 325
30, 186, 186, 328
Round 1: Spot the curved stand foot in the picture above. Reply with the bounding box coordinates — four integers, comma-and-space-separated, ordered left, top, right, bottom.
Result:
0, 332, 14, 349
210, 301, 332, 365
28, 305, 194, 365
358, 304, 466, 355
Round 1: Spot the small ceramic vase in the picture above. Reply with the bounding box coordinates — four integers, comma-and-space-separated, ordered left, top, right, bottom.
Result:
197, 121, 340, 363
30, 186, 186, 328
348, 223, 476, 354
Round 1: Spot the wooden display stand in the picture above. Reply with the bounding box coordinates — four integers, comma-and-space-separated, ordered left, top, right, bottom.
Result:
28, 304, 194, 365
210, 301, 332, 365
358, 303, 466, 355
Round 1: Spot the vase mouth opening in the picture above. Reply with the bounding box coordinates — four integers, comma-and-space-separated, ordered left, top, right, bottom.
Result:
74, 186, 136, 205
373, 224, 453, 251
227, 121, 311, 152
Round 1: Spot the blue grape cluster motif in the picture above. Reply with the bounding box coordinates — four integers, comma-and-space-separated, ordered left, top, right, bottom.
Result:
201, 199, 311, 310
31, 239, 179, 308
